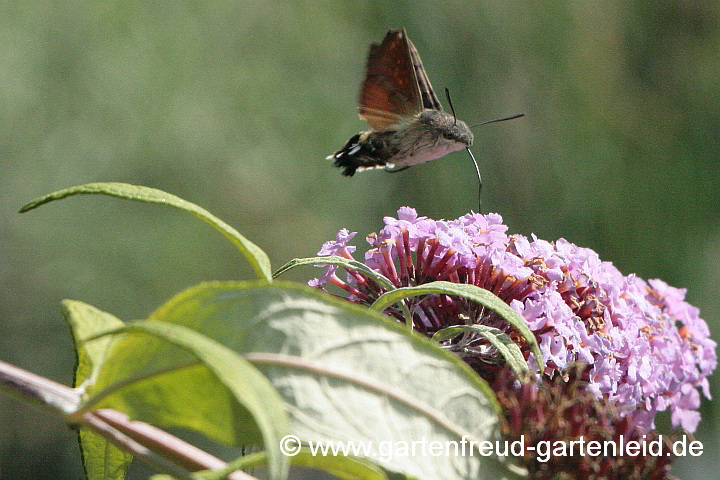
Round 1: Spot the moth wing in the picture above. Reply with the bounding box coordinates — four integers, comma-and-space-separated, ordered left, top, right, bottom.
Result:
406, 35, 443, 111
358, 28, 423, 130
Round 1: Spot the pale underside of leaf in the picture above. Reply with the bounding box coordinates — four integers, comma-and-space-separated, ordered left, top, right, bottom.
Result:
107, 281, 518, 480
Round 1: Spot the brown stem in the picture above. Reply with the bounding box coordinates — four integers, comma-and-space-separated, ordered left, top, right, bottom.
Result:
0, 360, 257, 480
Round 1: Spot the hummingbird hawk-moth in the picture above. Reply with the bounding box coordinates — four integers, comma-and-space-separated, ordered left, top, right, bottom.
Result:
329, 28, 485, 176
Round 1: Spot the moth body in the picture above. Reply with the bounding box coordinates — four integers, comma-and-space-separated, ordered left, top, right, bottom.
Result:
329, 29, 475, 177
330, 109, 473, 176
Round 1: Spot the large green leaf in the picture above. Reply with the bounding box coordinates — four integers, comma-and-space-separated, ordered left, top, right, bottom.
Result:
83, 319, 291, 480
20, 182, 272, 281
62, 300, 133, 480
86, 281, 517, 480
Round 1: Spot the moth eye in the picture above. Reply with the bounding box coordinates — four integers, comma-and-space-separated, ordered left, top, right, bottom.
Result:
442, 132, 455, 140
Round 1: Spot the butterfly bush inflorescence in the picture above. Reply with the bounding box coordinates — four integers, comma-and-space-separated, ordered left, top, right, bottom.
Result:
310, 207, 717, 433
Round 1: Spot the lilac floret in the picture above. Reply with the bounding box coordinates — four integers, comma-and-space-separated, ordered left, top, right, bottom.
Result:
309, 228, 358, 288
317, 228, 357, 256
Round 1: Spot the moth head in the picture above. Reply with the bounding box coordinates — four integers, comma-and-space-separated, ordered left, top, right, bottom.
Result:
419, 109, 474, 149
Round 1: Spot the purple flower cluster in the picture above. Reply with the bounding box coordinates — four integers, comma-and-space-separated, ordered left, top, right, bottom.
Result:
310, 207, 716, 433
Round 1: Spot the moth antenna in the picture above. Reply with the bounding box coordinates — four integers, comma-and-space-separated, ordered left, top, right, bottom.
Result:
466, 147, 482, 213
444, 87, 457, 127
470, 113, 525, 129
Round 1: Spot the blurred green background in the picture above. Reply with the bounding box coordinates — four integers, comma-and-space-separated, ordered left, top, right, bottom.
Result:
1, 1, 718, 478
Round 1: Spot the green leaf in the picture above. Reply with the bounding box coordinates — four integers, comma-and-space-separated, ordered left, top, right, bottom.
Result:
76, 430, 134, 480
433, 325, 529, 377
91, 281, 516, 480
62, 300, 133, 480
84, 319, 291, 480
273, 256, 396, 291
20, 182, 272, 281
289, 450, 412, 480
273, 256, 414, 325
371, 281, 544, 369
63, 300, 126, 388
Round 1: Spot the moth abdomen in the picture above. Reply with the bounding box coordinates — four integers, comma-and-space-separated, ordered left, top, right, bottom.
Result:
329, 131, 395, 176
